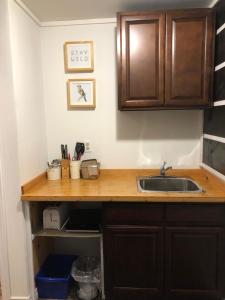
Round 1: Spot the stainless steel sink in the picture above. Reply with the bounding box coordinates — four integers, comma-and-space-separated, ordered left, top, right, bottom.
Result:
137, 176, 203, 193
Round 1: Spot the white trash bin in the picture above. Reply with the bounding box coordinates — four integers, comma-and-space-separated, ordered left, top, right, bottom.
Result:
71, 256, 100, 300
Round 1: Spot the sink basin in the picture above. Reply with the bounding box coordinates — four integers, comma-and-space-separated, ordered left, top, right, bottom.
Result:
137, 176, 203, 193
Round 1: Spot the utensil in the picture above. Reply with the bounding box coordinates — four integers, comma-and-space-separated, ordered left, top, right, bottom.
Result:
52, 159, 61, 167
47, 159, 61, 168
65, 145, 68, 159
61, 144, 65, 159
75, 142, 85, 160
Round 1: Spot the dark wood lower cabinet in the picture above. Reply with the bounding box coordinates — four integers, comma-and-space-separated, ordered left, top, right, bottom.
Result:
165, 227, 224, 300
103, 226, 163, 300
103, 204, 225, 300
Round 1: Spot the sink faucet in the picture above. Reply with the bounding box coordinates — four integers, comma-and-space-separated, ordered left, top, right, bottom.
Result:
160, 161, 172, 176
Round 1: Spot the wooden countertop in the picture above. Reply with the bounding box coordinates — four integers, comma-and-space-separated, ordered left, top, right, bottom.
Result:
21, 168, 225, 202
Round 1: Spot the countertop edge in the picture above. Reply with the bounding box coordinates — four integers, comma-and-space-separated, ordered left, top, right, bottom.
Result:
21, 168, 225, 203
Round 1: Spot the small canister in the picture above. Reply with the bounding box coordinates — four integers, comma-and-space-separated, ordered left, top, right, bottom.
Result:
47, 166, 61, 180
81, 159, 100, 179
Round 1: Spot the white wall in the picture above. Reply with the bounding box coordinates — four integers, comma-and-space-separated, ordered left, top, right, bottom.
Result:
9, 0, 47, 184
0, 0, 31, 298
0, 1, 49, 299
41, 20, 203, 168
0, 3, 204, 299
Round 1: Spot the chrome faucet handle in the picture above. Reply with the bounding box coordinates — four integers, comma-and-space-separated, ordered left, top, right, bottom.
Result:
160, 161, 166, 172
160, 161, 166, 176
161, 161, 166, 169
160, 161, 172, 176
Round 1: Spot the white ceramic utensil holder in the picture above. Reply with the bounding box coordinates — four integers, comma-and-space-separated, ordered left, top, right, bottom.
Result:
70, 160, 81, 179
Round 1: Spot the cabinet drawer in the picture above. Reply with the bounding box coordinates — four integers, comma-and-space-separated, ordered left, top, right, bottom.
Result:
103, 203, 163, 225
166, 204, 225, 224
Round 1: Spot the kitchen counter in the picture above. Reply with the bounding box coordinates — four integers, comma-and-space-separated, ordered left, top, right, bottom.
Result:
21, 168, 225, 202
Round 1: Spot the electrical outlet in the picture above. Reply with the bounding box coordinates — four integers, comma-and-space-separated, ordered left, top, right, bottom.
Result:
84, 140, 91, 153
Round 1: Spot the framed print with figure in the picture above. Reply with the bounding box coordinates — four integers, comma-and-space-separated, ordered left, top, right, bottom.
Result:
67, 79, 96, 109
64, 41, 94, 72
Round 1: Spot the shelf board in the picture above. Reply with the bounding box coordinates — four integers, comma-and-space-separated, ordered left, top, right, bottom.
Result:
39, 292, 103, 300
39, 296, 102, 300
34, 229, 102, 238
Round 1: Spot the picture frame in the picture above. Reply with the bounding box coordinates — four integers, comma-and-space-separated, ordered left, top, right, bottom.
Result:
67, 79, 96, 109
64, 41, 94, 72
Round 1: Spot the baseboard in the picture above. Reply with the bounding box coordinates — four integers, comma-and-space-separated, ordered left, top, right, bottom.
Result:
10, 296, 31, 300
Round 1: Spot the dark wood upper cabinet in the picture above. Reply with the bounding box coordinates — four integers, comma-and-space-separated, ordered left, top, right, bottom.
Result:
117, 12, 165, 109
165, 9, 215, 107
117, 9, 215, 110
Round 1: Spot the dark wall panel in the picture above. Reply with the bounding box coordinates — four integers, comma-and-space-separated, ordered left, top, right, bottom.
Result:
203, 0, 225, 176
203, 139, 225, 176
213, 67, 225, 101
215, 29, 225, 65
216, 0, 225, 29
204, 106, 225, 137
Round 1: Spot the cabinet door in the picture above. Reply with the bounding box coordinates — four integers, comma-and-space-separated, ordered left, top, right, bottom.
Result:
118, 12, 165, 110
165, 226, 224, 300
103, 226, 164, 300
165, 9, 214, 107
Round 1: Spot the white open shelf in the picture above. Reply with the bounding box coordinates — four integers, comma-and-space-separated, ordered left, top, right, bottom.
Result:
34, 229, 102, 239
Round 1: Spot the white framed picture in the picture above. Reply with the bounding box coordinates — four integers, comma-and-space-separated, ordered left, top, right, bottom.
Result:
67, 79, 96, 109
64, 41, 94, 72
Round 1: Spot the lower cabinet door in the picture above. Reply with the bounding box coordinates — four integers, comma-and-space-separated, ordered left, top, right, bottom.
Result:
165, 226, 224, 300
103, 226, 164, 300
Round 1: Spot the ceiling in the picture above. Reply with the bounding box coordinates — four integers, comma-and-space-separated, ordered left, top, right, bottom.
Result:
20, 0, 214, 22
